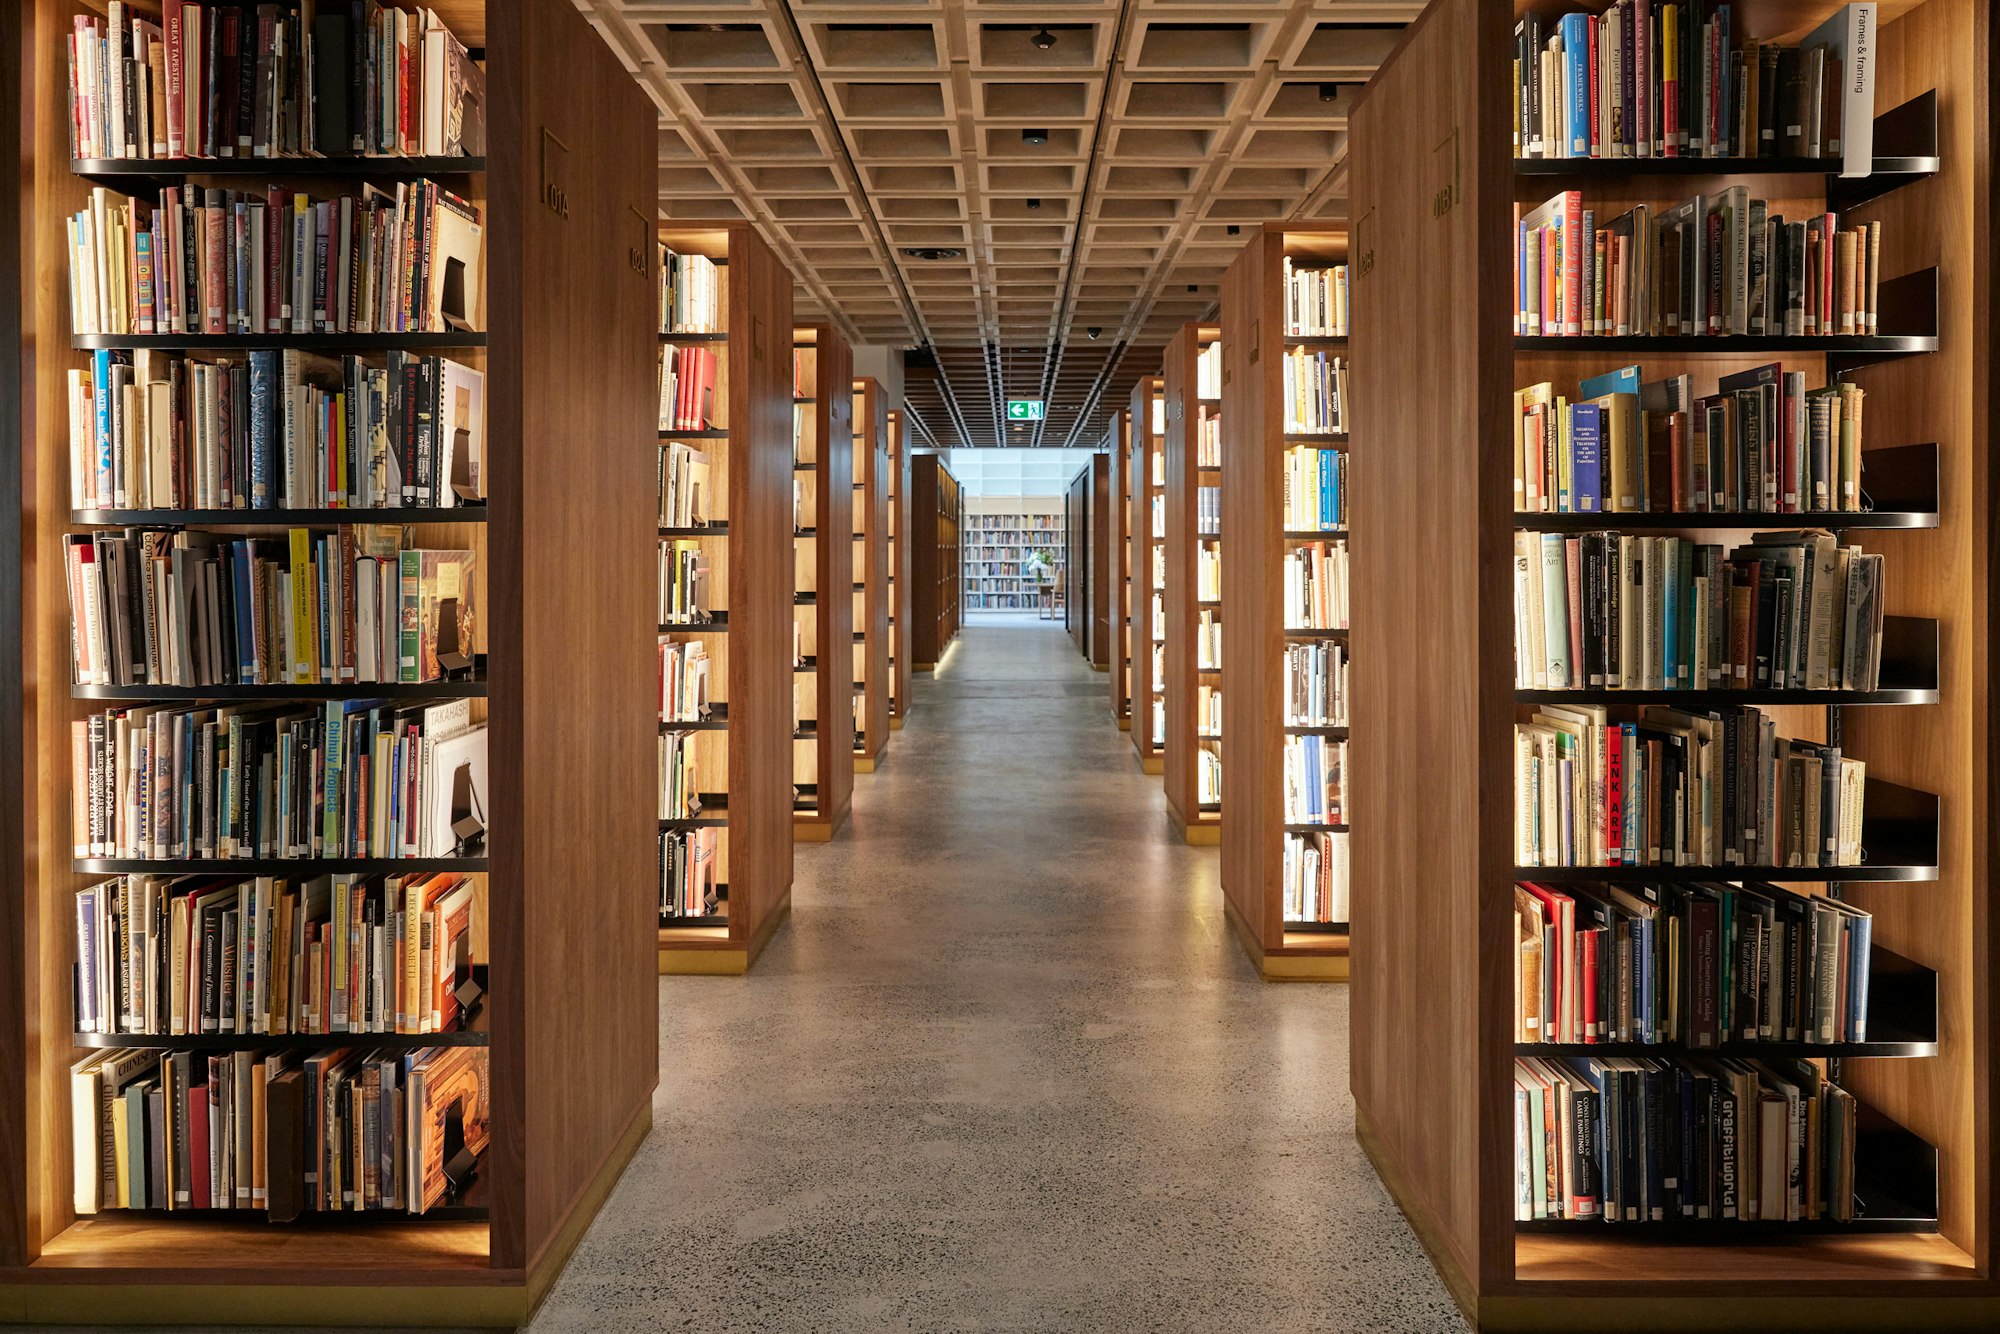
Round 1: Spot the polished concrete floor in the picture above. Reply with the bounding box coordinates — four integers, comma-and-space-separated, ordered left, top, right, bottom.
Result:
532, 623, 1463, 1333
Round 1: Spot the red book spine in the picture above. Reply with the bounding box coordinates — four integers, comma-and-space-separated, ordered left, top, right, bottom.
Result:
187, 1076, 211, 1208
1562, 192, 1583, 336
1582, 928, 1600, 1041
1565, 538, 1585, 682
1606, 726, 1624, 863
265, 187, 285, 333
1821, 212, 1837, 335
1588, 16, 1602, 158
162, 2, 185, 159
201, 200, 225, 334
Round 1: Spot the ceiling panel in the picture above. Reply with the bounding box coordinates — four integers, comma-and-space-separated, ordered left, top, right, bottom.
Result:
577, 0, 1415, 446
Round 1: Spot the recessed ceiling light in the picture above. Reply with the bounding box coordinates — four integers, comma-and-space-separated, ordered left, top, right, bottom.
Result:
900, 247, 964, 261
1032, 28, 1056, 50
1022, 128, 1049, 145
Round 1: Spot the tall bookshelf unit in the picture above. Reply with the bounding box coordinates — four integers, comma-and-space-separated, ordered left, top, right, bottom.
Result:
656, 224, 796, 977
1350, 0, 1997, 1328
910, 454, 962, 670
1129, 376, 1167, 775
792, 328, 854, 842
3, 0, 660, 1320
851, 377, 890, 773
1220, 224, 1351, 981
886, 408, 912, 728
964, 509, 1062, 611
1162, 324, 1223, 846
1111, 409, 1134, 729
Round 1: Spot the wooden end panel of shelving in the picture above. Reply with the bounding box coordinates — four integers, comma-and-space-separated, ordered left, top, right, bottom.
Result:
1129, 380, 1161, 762
723, 231, 796, 949
1090, 453, 1114, 670
1830, 0, 1996, 1267
1347, 0, 1514, 1301
811, 332, 855, 827
888, 412, 913, 719
1219, 234, 1284, 956
853, 379, 889, 762
483, 0, 659, 1273
1109, 412, 1131, 720
1160, 325, 1203, 831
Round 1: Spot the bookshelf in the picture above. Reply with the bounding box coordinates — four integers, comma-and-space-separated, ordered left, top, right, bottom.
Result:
851, 377, 889, 773
1350, 0, 1997, 1327
886, 408, 912, 728
1162, 324, 1223, 845
792, 327, 854, 841
1129, 377, 1166, 774
964, 507, 1063, 612
1220, 224, 1352, 981
656, 224, 797, 976
910, 454, 962, 670
1064, 454, 1113, 670
1111, 409, 1134, 729
2, 0, 659, 1320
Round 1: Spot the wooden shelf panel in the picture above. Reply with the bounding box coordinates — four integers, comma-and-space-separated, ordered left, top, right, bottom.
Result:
73, 506, 488, 526
75, 333, 486, 351
73, 155, 485, 182
76, 856, 489, 875
73, 678, 486, 701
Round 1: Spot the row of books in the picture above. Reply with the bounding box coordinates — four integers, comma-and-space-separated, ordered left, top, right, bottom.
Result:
66, 527, 474, 689
659, 639, 712, 725
1282, 444, 1348, 531
1196, 545, 1220, 602
1517, 190, 1883, 338
660, 247, 723, 335
966, 515, 1062, 530
1283, 540, 1349, 630
68, 180, 482, 338
70, 1042, 488, 1219
1516, 704, 1865, 871
1197, 743, 1222, 807
73, 698, 488, 863
1282, 260, 1350, 338
660, 827, 719, 920
69, 347, 483, 513
1512, 3, 1874, 170
1513, 878, 1873, 1049
660, 442, 713, 530
66, 3, 483, 163
1513, 530, 1888, 692
1283, 734, 1345, 827
1195, 406, 1221, 468
1196, 341, 1222, 400
659, 344, 722, 434
1283, 830, 1350, 926
1150, 697, 1165, 749
1512, 1054, 1860, 1223
1283, 349, 1350, 437
659, 730, 700, 821
658, 541, 711, 626
74, 870, 476, 1039
1196, 609, 1221, 673
1284, 639, 1348, 728
1196, 485, 1219, 537
1513, 365, 1865, 516
1197, 684, 1221, 739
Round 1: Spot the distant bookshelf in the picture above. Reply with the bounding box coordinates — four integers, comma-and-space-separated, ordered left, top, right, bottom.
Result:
791, 327, 855, 841
886, 409, 913, 726
851, 377, 891, 771
911, 455, 962, 668
1162, 324, 1221, 845
964, 509, 1062, 611
1128, 377, 1166, 775
1111, 409, 1134, 729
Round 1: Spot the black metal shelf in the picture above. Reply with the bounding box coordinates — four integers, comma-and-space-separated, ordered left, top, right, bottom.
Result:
659, 522, 727, 538
74, 505, 486, 526
1283, 627, 1348, 639
660, 612, 727, 632
75, 332, 484, 351
661, 331, 727, 343
661, 703, 728, 732
1284, 920, 1350, 935
73, 1016, 490, 1053
1286, 335, 1349, 348
74, 677, 486, 702
1514, 778, 1939, 884
73, 155, 484, 185
1284, 528, 1349, 539
661, 428, 729, 440
660, 795, 730, 830
1283, 822, 1348, 834
1519, 617, 1937, 705
76, 855, 487, 874
1284, 433, 1348, 447
1284, 723, 1349, 737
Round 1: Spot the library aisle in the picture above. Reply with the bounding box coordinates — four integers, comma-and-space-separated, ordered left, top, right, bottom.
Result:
531, 623, 1456, 1331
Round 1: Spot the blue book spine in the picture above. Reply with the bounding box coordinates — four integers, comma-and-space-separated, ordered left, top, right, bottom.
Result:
1847, 913, 1871, 1042
323, 700, 343, 854
1319, 449, 1333, 528
248, 350, 277, 509
1560, 15, 1592, 156
92, 348, 114, 502
231, 541, 257, 682
1570, 402, 1603, 512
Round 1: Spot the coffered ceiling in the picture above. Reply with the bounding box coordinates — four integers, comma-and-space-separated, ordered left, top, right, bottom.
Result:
570, 0, 1422, 447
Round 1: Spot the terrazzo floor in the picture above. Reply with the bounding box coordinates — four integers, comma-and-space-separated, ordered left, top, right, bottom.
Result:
530, 622, 1465, 1333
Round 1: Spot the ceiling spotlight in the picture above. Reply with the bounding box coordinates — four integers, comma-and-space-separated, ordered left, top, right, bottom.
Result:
1023, 127, 1049, 145
1087, 326, 1102, 339
1032, 27, 1056, 50
1226, 224, 1241, 236
1026, 197, 1042, 210
1320, 83, 1340, 102
1187, 283, 1199, 293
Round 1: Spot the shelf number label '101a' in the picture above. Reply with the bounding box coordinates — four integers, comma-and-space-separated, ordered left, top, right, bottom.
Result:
541, 127, 571, 219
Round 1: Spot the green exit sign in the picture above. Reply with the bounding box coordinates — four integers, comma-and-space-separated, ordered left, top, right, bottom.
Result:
1005, 399, 1045, 421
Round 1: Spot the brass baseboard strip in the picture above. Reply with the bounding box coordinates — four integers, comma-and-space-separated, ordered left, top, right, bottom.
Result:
1222, 897, 1347, 983
659, 890, 791, 976
1139, 756, 1163, 775
1116, 716, 1132, 731
889, 717, 905, 730
1355, 1105, 1482, 1325
854, 755, 878, 773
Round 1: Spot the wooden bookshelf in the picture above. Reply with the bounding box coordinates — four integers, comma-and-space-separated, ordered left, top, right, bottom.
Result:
1062, 456, 1112, 669
1130, 377, 1166, 774
2, 0, 659, 1320
964, 508, 1062, 611
1349, 0, 1997, 1327
1220, 224, 1351, 982
910, 454, 962, 670
886, 408, 912, 728
850, 377, 890, 773
656, 224, 796, 976
792, 327, 854, 841
1111, 409, 1134, 729
1162, 324, 1222, 845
